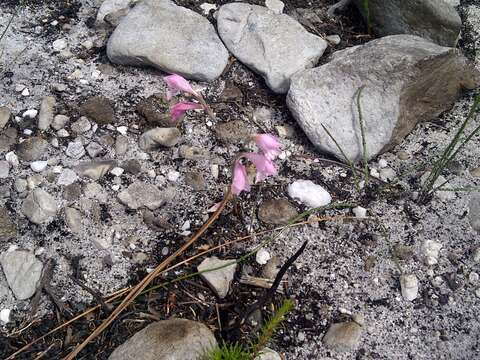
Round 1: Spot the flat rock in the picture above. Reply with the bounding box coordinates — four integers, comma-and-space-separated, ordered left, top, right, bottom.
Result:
118, 181, 165, 210
17, 137, 48, 161
107, 0, 229, 81
75, 160, 116, 180
198, 256, 237, 298
258, 198, 298, 225
353, 0, 461, 47
0, 207, 16, 242
217, 3, 327, 93
288, 180, 332, 208
108, 319, 217, 360
79, 96, 115, 125
22, 188, 58, 224
38, 96, 56, 131
0, 250, 43, 300
0, 106, 11, 129
139, 127, 181, 150
322, 321, 363, 352
287, 35, 480, 162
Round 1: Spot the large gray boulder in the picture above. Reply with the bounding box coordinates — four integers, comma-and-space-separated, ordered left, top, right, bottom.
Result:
107, 0, 229, 81
353, 0, 461, 47
108, 319, 217, 360
217, 3, 327, 94
287, 35, 480, 162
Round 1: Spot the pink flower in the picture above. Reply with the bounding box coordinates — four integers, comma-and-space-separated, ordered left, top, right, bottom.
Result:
244, 153, 277, 182
170, 102, 204, 122
164, 74, 198, 100
231, 161, 251, 195
254, 134, 282, 160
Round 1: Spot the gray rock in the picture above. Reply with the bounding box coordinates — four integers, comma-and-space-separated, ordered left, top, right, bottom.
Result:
107, 0, 229, 82
322, 320, 363, 352
287, 35, 480, 162
52, 114, 70, 130
79, 96, 115, 125
21, 188, 58, 224
108, 319, 217, 360
0, 207, 16, 242
353, 0, 461, 47
0, 250, 43, 300
469, 194, 480, 233
38, 96, 56, 131
57, 168, 78, 186
66, 140, 86, 159
71, 116, 91, 134
86, 141, 104, 158
258, 198, 298, 225
400, 274, 419, 301
17, 137, 48, 161
65, 207, 82, 234
115, 135, 128, 155
179, 145, 209, 160
254, 348, 282, 360
422, 240, 442, 265
118, 181, 165, 210
198, 256, 237, 298
0, 160, 10, 179
0, 106, 11, 129
96, 0, 137, 27
75, 160, 116, 180
14, 178, 27, 193
217, 3, 327, 94
139, 128, 181, 150
0, 127, 17, 153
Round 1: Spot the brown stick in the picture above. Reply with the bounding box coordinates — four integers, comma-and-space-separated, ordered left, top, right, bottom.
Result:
63, 188, 233, 359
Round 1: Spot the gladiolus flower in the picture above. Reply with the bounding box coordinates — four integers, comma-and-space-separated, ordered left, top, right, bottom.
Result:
231, 161, 251, 195
164, 74, 198, 100
244, 152, 277, 182
170, 102, 204, 122
254, 134, 282, 160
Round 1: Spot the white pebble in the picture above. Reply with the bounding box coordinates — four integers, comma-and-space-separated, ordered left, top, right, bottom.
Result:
23, 129, 33, 136
15, 84, 26, 92
110, 167, 124, 177
265, 0, 284, 14
112, 184, 120, 191
22, 109, 38, 118
199, 2, 217, 14
370, 168, 380, 178
117, 126, 128, 135
325, 34, 341, 45
352, 206, 367, 218
423, 240, 442, 266
52, 38, 67, 51
30, 161, 48, 172
378, 159, 388, 168
256, 248, 271, 265
288, 180, 332, 208
167, 170, 180, 182
5, 151, 19, 167
469, 272, 479, 284
0, 309, 11, 324
181, 220, 191, 231
21, 88, 30, 96
400, 274, 419, 301
57, 129, 70, 138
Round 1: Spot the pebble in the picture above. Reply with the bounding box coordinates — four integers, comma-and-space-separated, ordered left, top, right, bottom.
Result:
117, 181, 165, 210
116, 126, 128, 135
322, 320, 363, 352
5, 151, 19, 167
254, 348, 282, 360
379, 167, 396, 182
21, 88, 30, 96
470, 167, 480, 178
52, 38, 68, 51
65, 140, 86, 159
199, 2, 217, 14
38, 96, 56, 130
166, 170, 180, 182
110, 167, 124, 177
472, 247, 480, 263
14, 178, 27, 193
468, 195, 480, 233
325, 34, 341, 45
30, 160, 48, 172
469, 272, 479, 284
0, 309, 10, 324
265, 0, 284, 14
0, 161, 10, 178
422, 240, 442, 265
57, 129, 70, 138
139, 128, 181, 150
86, 141, 104, 158
258, 198, 298, 225
75, 160, 116, 180
22, 109, 38, 119
70, 116, 91, 134
288, 180, 332, 208
198, 256, 237, 298
65, 207, 83, 234
256, 248, 271, 265
0, 250, 43, 300
57, 168, 78, 186
17, 137, 48, 161
352, 206, 367, 218
0, 107, 11, 128
400, 274, 419, 301
115, 135, 128, 155
179, 145, 209, 160
52, 114, 69, 130
21, 188, 58, 224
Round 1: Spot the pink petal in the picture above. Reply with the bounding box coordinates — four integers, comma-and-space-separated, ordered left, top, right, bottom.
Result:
170, 102, 204, 121
244, 153, 277, 183
164, 74, 198, 98
255, 134, 282, 160
231, 161, 251, 195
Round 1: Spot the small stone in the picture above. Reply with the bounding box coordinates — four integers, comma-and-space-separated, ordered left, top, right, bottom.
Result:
52, 38, 67, 51
116, 126, 128, 135
0, 107, 11, 128
469, 272, 479, 284
21, 188, 58, 224
275, 125, 295, 138
75, 160, 116, 180
288, 180, 331, 208
122, 159, 142, 174
17, 137, 49, 161
0, 161, 10, 178
21, 88, 30, 96
30, 161, 48, 172
198, 256, 237, 298
5, 151, 19, 167
70, 116, 91, 134
423, 240, 442, 265
38, 96, 56, 130
27, 175, 43, 190
110, 167, 124, 177
14, 178, 27, 193
0, 208, 16, 241
472, 247, 480, 263
258, 198, 298, 225
470, 167, 480, 178
166, 170, 180, 182
469, 195, 480, 233
117, 181, 165, 210
397, 151, 410, 160
0, 309, 10, 324
325, 34, 341, 45
15, 84, 25, 92
107, 319, 217, 360
185, 171, 207, 191
86, 141, 104, 158
57, 129, 70, 138
52, 114, 69, 130
200, 2, 217, 15
400, 274, 419, 301
65, 207, 82, 234
52, 83, 67, 92
322, 321, 363, 352
256, 248, 271, 265
57, 168, 78, 186
265, 0, 284, 14
79, 96, 115, 125
139, 128, 181, 150
65, 140, 86, 159
352, 206, 367, 218
22, 109, 38, 119
178, 145, 209, 160
0, 127, 18, 153
0, 250, 43, 300
115, 135, 128, 155
379, 167, 396, 182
